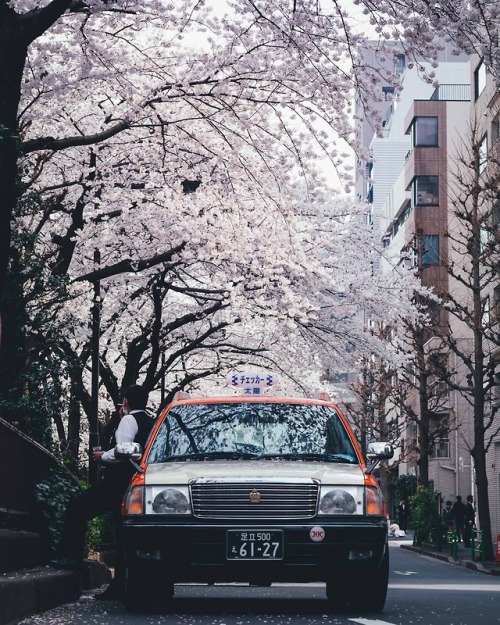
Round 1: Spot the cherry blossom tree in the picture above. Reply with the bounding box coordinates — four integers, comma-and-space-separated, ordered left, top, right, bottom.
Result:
359, 0, 500, 79
0, 0, 431, 460
0, 0, 395, 311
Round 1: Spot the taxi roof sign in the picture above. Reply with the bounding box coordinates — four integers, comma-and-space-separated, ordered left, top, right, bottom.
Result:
226, 371, 278, 395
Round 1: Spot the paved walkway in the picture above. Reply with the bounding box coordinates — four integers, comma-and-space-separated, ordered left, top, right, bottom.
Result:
391, 531, 500, 576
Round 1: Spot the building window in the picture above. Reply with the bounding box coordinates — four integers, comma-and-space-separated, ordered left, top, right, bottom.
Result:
482, 295, 491, 327
412, 117, 438, 147
479, 134, 488, 174
422, 235, 439, 266
494, 201, 500, 228
474, 60, 486, 100
382, 86, 395, 101
426, 300, 441, 326
414, 176, 439, 206
430, 436, 450, 459
492, 112, 500, 145
394, 53, 406, 75
493, 286, 500, 325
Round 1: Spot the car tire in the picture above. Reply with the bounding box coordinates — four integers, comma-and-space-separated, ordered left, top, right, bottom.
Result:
325, 574, 352, 610
124, 564, 174, 612
355, 549, 389, 613
325, 549, 389, 613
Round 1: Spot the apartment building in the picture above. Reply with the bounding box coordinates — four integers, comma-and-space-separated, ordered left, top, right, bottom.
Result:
355, 43, 478, 509
470, 57, 500, 539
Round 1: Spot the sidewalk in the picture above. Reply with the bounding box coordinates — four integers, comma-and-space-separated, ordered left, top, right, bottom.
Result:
393, 530, 500, 576
0, 559, 111, 625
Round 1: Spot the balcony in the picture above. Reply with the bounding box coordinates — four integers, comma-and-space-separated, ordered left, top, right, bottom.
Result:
430, 84, 471, 101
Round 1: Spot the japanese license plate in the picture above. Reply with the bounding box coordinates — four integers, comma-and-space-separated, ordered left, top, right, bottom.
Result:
226, 530, 284, 560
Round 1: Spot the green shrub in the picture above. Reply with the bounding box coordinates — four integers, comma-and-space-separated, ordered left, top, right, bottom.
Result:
409, 484, 446, 546
33, 466, 82, 557
393, 474, 417, 523
33, 466, 114, 558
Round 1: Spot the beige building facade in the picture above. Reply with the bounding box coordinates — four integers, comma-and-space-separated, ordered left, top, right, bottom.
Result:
354, 44, 500, 528
470, 57, 500, 542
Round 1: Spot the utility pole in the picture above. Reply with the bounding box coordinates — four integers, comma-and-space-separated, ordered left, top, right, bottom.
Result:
89, 249, 101, 483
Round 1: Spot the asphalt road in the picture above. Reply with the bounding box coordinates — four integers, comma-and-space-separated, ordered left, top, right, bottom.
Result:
18, 539, 500, 625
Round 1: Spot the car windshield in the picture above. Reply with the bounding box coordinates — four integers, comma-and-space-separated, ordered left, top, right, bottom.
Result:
147, 402, 359, 464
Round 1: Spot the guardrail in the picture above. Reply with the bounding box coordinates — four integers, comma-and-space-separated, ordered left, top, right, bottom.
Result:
447, 530, 458, 557
471, 529, 485, 562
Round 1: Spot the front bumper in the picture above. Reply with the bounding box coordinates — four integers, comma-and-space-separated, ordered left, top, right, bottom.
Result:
122, 517, 388, 583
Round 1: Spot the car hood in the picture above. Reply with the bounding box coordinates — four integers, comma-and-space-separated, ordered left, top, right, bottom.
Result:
143, 460, 365, 486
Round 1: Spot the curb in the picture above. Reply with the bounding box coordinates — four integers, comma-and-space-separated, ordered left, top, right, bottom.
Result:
0, 560, 111, 625
400, 544, 500, 575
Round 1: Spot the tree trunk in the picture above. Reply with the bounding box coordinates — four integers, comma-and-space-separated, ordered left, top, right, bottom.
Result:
416, 330, 430, 486
0, 5, 28, 329
66, 386, 82, 475
470, 205, 494, 559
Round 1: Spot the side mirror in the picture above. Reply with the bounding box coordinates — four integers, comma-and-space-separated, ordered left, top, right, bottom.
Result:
366, 442, 394, 461
115, 442, 142, 460
365, 442, 393, 475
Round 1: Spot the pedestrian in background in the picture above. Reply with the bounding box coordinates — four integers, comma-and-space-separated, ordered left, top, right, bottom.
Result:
450, 495, 466, 542
443, 500, 453, 527
397, 498, 410, 533
463, 495, 475, 547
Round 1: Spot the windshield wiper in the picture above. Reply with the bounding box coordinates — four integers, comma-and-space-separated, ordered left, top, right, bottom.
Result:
255, 453, 356, 463
165, 451, 262, 462
164, 452, 356, 463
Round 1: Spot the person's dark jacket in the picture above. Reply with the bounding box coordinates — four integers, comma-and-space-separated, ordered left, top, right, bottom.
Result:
464, 501, 475, 527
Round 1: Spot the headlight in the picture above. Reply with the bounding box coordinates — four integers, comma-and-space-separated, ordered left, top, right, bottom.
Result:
318, 487, 363, 515
145, 486, 191, 515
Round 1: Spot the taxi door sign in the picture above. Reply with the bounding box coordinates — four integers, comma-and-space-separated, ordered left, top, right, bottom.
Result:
226, 372, 278, 395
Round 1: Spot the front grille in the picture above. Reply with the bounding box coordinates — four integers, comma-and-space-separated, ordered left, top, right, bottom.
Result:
190, 478, 319, 519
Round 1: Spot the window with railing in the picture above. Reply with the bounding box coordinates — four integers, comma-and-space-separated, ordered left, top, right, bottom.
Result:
382, 86, 395, 101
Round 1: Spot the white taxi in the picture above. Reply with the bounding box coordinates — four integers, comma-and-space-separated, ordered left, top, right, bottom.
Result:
119, 391, 392, 612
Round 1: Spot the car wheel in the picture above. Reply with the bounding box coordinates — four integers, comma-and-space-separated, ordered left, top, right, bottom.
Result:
355, 549, 389, 613
124, 565, 174, 612
326, 550, 389, 613
325, 574, 352, 611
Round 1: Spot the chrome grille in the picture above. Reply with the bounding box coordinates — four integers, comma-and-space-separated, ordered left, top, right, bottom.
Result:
190, 478, 319, 519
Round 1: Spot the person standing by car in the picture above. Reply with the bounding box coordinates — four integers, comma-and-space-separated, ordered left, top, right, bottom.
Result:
463, 495, 475, 547
51, 385, 154, 600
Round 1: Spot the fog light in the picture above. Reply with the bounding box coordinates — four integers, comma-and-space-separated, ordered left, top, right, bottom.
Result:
348, 549, 373, 560
137, 549, 161, 560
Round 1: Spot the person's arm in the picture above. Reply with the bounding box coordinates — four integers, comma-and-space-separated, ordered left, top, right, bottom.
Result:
98, 415, 139, 463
